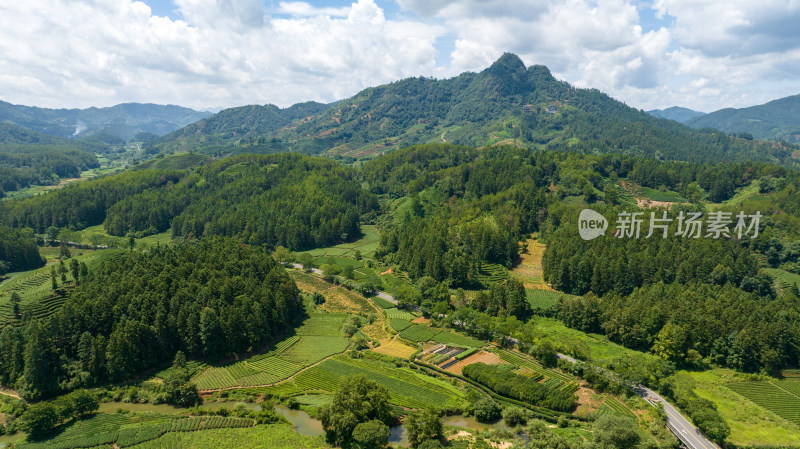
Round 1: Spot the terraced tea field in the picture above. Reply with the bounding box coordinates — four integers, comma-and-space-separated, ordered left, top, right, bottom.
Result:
292, 355, 464, 409
728, 379, 800, 426
192, 314, 349, 391
15, 412, 255, 449
0, 248, 126, 325
306, 225, 379, 258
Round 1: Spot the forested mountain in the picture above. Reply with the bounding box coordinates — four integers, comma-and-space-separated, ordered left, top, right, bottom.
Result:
0, 123, 99, 196
0, 153, 377, 251
152, 53, 799, 167
647, 106, 706, 123
686, 93, 800, 143
0, 237, 304, 400
0, 100, 212, 140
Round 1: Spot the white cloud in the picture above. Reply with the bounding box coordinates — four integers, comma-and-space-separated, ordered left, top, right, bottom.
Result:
0, 0, 441, 109
0, 0, 798, 113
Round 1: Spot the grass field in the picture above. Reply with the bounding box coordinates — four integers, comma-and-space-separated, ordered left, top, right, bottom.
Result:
432, 331, 485, 348
679, 369, 800, 446
510, 239, 548, 289
58, 225, 173, 250
306, 225, 379, 258
372, 339, 417, 359
192, 313, 349, 391
289, 271, 377, 315
639, 186, 687, 203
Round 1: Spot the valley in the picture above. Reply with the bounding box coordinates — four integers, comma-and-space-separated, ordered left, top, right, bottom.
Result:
0, 55, 799, 449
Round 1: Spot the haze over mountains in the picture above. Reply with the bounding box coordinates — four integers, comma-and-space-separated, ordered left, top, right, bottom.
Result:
0, 101, 212, 141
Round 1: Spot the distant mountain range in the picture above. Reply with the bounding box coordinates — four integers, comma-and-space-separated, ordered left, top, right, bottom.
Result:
685, 94, 800, 143
649, 95, 800, 144
0, 101, 212, 141
153, 53, 797, 166
647, 106, 706, 123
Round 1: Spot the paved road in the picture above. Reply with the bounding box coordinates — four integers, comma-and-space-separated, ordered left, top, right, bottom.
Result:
639, 387, 720, 449
555, 354, 719, 449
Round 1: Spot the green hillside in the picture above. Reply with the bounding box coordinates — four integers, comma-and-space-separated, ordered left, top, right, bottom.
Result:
687, 93, 800, 143
152, 53, 799, 167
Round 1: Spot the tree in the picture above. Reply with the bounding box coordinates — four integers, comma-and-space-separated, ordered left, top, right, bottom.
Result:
502, 407, 527, 427
593, 414, 640, 448
70, 258, 79, 282
354, 250, 362, 261
164, 351, 200, 407
472, 398, 502, 423
50, 266, 58, 290
200, 307, 222, 358
319, 375, 393, 446
45, 226, 59, 244
68, 389, 99, 419
128, 235, 136, 253
343, 264, 355, 279
351, 420, 390, 449
19, 402, 60, 438
10, 292, 21, 318
405, 408, 443, 447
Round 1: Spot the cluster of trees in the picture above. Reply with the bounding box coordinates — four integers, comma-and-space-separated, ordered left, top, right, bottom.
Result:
0, 169, 185, 231
100, 153, 377, 250
0, 237, 304, 400
18, 389, 98, 438
542, 208, 761, 297
557, 283, 800, 373
462, 363, 576, 412
0, 225, 44, 274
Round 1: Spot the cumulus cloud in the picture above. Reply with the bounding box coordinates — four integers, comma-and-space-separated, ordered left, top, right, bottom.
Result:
0, 0, 441, 109
0, 0, 798, 112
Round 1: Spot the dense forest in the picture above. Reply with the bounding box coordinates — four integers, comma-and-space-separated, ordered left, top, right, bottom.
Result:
0, 237, 304, 400
1, 153, 378, 251
0, 226, 44, 275
0, 123, 99, 195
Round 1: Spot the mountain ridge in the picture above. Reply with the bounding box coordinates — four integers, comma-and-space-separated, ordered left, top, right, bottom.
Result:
647, 106, 706, 123
685, 93, 800, 143
0, 100, 213, 140
152, 53, 798, 167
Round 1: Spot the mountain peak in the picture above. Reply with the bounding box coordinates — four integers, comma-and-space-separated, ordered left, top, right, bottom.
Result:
488, 53, 526, 73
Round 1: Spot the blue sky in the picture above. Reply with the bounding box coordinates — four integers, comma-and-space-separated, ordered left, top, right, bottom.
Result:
1, 0, 798, 112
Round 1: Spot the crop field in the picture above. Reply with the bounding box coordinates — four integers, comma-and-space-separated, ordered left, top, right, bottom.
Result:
293, 356, 463, 409
728, 380, 800, 426
193, 314, 348, 390
492, 348, 574, 387
594, 396, 636, 419
390, 318, 413, 332
385, 308, 415, 320
526, 289, 573, 310
126, 423, 333, 449
0, 248, 126, 325
399, 324, 442, 342
16, 412, 255, 449
370, 295, 396, 309
763, 268, 800, 295
475, 263, 509, 286
306, 225, 379, 258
